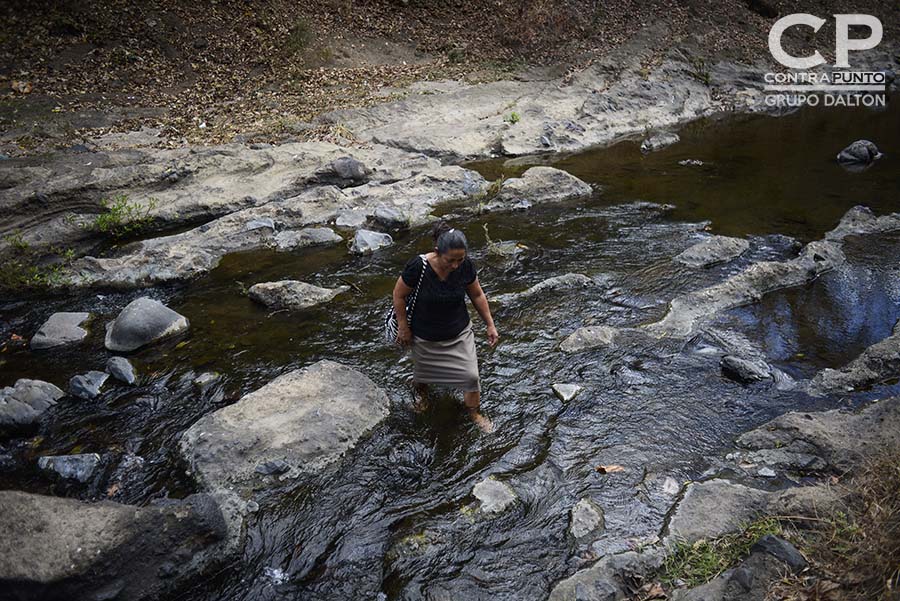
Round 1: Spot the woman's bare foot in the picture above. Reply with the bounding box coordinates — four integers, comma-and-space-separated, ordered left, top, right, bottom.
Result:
467, 408, 494, 433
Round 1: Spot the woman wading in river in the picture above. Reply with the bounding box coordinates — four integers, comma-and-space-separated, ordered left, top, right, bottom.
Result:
392, 222, 499, 433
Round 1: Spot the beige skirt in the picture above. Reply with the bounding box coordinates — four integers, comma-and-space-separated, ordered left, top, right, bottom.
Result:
411, 322, 480, 392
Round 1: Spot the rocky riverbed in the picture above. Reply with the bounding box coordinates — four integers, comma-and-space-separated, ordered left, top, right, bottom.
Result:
1, 33, 899, 601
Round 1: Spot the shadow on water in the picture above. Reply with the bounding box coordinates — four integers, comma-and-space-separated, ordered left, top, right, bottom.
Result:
0, 98, 898, 600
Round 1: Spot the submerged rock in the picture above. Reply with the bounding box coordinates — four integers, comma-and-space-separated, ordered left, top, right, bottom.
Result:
641, 131, 680, 153
193, 372, 221, 388
248, 280, 349, 310
37, 453, 101, 482
179, 360, 389, 493
807, 326, 900, 396
106, 357, 137, 385
836, 139, 882, 166
30, 312, 91, 350
0, 490, 226, 601
104, 297, 189, 352
68, 371, 109, 400
674, 235, 749, 268
0, 379, 64, 434
494, 273, 596, 304
471, 477, 517, 514
350, 229, 393, 254
560, 325, 618, 354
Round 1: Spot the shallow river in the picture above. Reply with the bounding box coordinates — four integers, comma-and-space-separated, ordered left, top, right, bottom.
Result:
1, 97, 898, 600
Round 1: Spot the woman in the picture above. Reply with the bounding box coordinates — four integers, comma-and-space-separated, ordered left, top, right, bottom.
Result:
392, 222, 499, 432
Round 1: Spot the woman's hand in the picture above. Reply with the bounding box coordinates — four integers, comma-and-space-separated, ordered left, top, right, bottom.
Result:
486, 325, 500, 347
397, 323, 413, 347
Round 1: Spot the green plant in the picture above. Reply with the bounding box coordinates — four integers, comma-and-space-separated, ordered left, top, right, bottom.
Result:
3, 231, 29, 251
87, 194, 157, 239
688, 57, 711, 86
471, 175, 506, 214
504, 111, 521, 125
661, 517, 782, 587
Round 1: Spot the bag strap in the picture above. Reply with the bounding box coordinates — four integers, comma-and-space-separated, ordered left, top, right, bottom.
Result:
406, 254, 428, 321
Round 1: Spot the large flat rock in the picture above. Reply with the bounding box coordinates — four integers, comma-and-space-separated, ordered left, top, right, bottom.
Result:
179, 359, 390, 493
30, 312, 91, 350
0, 490, 226, 601
0, 378, 64, 434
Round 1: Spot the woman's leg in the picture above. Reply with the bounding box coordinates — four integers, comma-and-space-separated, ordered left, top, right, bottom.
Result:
464, 390, 493, 433
412, 382, 430, 412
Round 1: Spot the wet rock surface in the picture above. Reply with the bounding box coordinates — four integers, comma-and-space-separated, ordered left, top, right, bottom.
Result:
37, 453, 101, 482
248, 280, 350, 310
106, 356, 137, 385
30, 312, 91, 350
674, 235, 749, 268
472, 477, 518, 514
495, 166, 592, 206
68, 370, 109, 400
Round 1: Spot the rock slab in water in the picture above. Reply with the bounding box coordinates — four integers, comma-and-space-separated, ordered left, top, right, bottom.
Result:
496, 167, 592, 205
560, 325, 618, 354
350, 229, 393, 254
273, 227, 342, 251
30, 312, 91, 350
106, 357, 137, 385
105, 297, 189, 352
720, 355, 772, 384
836, 139, 882, 165
248, 280, 350, 310
472, 477, 517, 514
179, 360, 390, 492
68, 371, 109, 400
0, 379, 64, 433
569, 497, 605, 540
641, 132, 680, 153
0, 490, 226, 601
674, 236, 749, 268
38, 453, 101, 482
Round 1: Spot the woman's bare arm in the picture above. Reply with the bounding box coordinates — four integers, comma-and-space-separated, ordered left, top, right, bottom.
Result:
466, 278, 499, 346
393, 276, 414, 346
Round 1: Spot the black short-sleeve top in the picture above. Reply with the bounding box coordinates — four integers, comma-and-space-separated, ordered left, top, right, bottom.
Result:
401, 254, 477, 341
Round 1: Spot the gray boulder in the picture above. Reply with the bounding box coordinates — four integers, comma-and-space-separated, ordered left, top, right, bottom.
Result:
372, 205, 409, 230
179, 360, 390, 494
106, 356, 137, 385
0, 379, 64, 433
350, 229, 393, 254
104, 297, 189, 352
37, 453, 101, 483
30, 312, 91, 350
273, 227, 342, 251
674, 236, 749, 268
68, 371, 109, 400
560, 325, 619, 354
836, 139, 882, 165
641, 132, 680, 153
0, 490, 226, 601
335, 209, 368, 228
496, 167, 592, 206
248, 280, 349, 310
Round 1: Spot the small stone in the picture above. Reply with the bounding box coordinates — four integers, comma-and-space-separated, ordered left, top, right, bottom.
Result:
552, 384, 582, 402
662, 477, 680, 496
254, 459, 290, 475
372, 206, 408, 230
248, 280, 349, 310
335, 210, 368, 228
836, 139, 882, 165
472, 477, 517, 514
106, 357, 136, 385
68, 371, 109, 400
641, 132, 680, 153
38, 453, 101, 482
757, 467, 777, 478
569, 497, 605, 539
30, 312, 91, 350
751, 535, 808, 572
244, 217, 275, 231
193, 372, 221, 388
721, 355, 772, 384
350, 229, 393, 254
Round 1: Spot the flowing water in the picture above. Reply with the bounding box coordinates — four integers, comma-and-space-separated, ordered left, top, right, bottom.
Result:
1, 97, 899, 600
